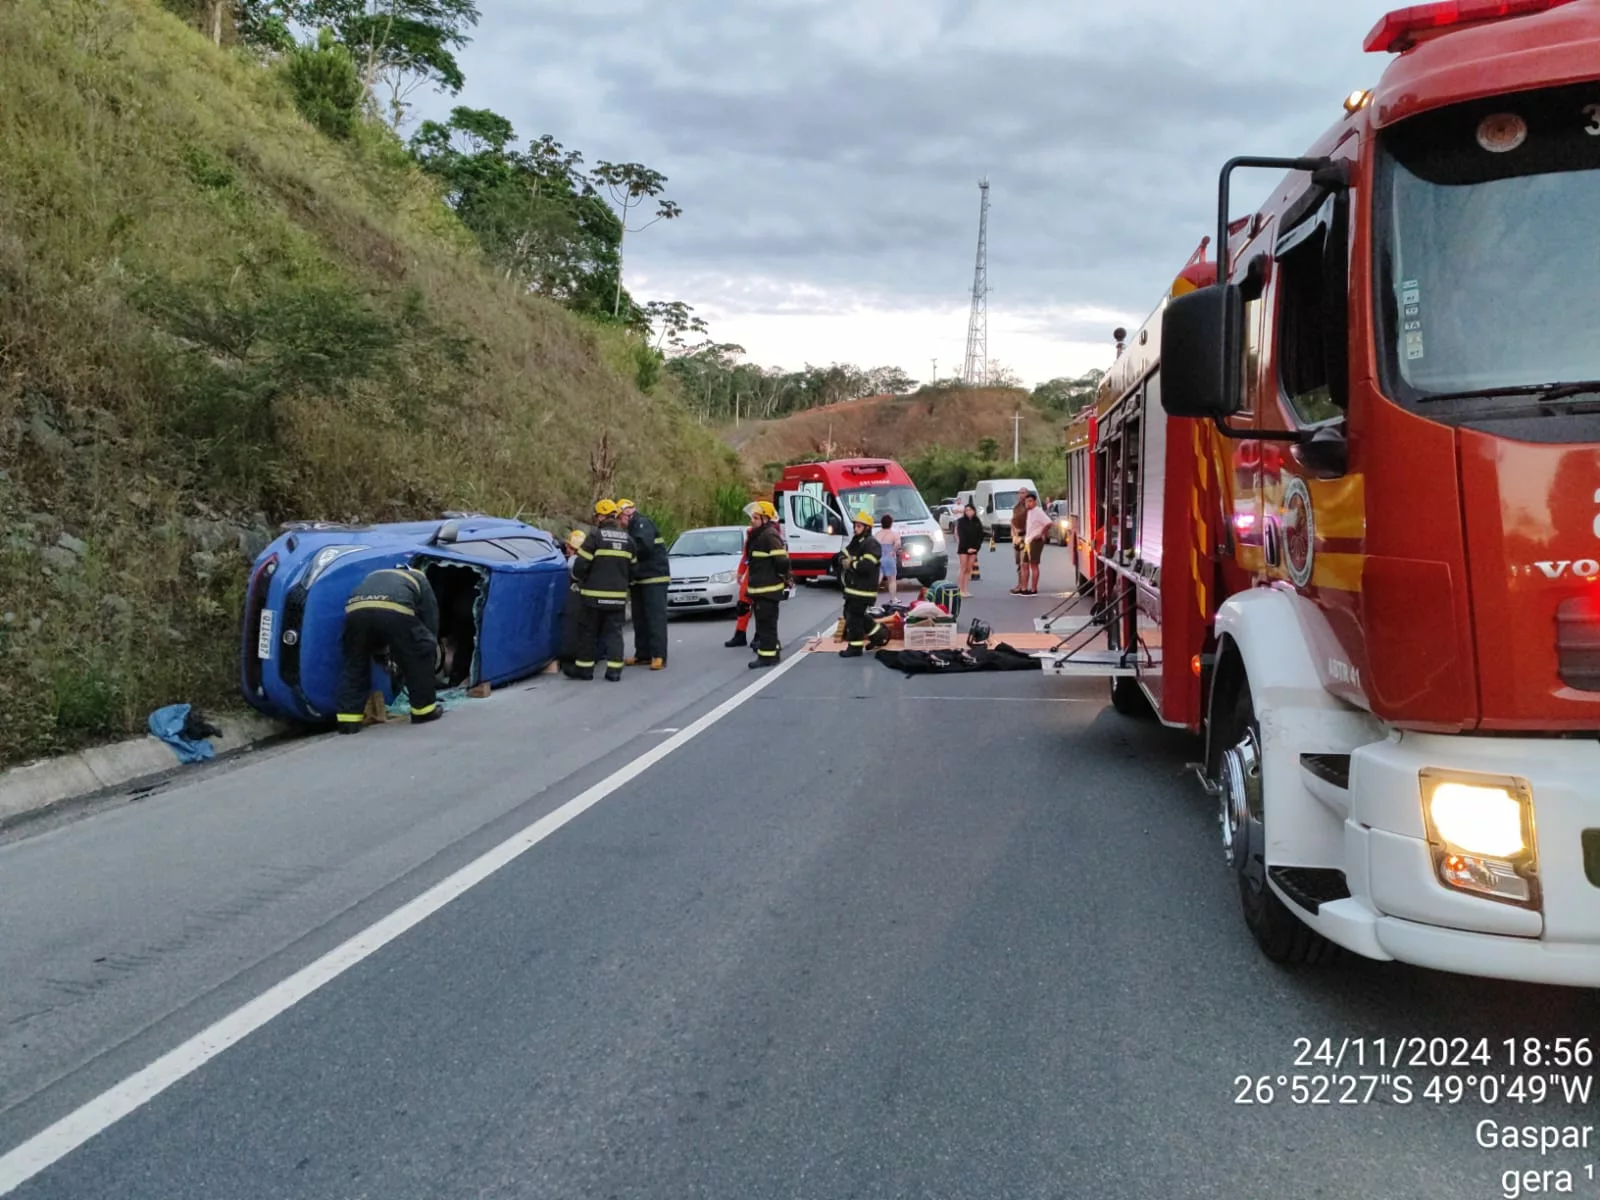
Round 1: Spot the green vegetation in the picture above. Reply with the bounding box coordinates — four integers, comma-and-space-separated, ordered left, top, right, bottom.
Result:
0, 0, 747, 768
902, 447, 1067, 503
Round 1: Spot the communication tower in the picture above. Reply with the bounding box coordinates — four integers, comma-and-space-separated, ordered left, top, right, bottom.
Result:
961, 178, 989, 386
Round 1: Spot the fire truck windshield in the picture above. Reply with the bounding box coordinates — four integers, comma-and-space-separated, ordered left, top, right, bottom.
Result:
1374, 83, 1600, 417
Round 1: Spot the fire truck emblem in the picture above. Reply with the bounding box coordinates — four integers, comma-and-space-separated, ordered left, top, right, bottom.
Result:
1281, 476, 1314, 588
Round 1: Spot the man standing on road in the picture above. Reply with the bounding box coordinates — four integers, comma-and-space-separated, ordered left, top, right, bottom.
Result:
566, 500, 635, 682
618, 499, 670, 671
335, 564, 443, 732
838, 510, 882, 658
1009, 485, 1033, 594
745, 500, 790, 669
1021, 492, 1051, 595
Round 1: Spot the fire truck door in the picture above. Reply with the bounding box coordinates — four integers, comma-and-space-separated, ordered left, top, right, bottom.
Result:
783, 490, 844, 571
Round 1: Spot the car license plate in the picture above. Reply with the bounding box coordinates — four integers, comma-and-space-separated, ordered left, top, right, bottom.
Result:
257, 609, 275, 660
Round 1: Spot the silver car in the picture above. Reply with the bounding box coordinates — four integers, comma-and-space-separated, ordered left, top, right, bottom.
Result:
667, 525, 748, 615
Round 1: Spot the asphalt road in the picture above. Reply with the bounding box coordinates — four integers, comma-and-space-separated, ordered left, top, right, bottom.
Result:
3, 549, 1597, 1200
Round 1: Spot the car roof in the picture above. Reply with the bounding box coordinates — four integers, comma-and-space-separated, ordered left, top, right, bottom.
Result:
673, 525, 746, 537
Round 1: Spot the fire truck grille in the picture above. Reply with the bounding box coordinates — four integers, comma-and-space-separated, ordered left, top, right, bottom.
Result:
1555, 597, 1600, 692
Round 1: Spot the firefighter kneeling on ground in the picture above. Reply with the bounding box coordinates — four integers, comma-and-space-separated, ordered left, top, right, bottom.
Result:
336, 565, 443, 732
745, 500, 790, 669
839, 510, 882, 658
565, 499, 636, 682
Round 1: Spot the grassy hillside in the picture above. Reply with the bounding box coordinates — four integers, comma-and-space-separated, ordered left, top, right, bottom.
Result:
728, 387, 1067, 495
0, 0, 746, 768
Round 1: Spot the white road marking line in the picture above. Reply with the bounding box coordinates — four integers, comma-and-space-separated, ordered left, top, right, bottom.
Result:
0, 635, 819, 1196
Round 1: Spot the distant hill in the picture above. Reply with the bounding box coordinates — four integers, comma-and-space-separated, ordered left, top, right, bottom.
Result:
728, 387, 1063, 471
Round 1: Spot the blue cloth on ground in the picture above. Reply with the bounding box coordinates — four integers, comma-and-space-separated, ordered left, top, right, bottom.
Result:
384, 685, 480, 717
148, 703, 216, 764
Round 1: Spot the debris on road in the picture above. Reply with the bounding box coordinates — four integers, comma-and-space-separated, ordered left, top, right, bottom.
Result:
146, 704, 225, 764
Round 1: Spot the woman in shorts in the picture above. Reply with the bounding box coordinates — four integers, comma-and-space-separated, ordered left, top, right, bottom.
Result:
877, 513, 902, 602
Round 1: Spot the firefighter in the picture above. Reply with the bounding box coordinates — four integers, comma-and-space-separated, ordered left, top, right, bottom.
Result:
556, 528, 589, 672
725, 508, 757, 648
745, 500, 790, 669
335, 564, 442, 732
838, 510, 882, 658
566, 500, 635, 682
617, 498, 670, 670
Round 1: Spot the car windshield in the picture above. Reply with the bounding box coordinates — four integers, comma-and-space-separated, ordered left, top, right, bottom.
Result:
671, 529, 744, 557
1375, 84, 1600, 407
837, 485, 931, 523
993, 491, 1019, 510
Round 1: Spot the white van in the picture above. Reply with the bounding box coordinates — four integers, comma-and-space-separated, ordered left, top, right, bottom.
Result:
973, 478, 1037, 544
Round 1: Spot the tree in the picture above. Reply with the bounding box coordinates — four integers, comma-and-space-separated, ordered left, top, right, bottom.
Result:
410, 111, 637, 315
986, 360, 1024, 389
1032, 369, 1104, 417
591, 162, 682, 319
643, 300, 708, 353
293, 0, 481, 126
284, 28, 365, 139
978, 436, 999, 461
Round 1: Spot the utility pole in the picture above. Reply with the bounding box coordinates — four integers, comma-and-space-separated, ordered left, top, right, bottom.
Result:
1012, 410, 1023, 464
931, 357, 937, 383
962, 179, 990, 386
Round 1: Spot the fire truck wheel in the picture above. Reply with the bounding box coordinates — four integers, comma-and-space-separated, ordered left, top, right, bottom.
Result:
1217, 679, 1340, 967
1109, 675, 1152, 718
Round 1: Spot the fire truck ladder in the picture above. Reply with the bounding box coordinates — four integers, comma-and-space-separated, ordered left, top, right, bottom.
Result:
1033, 559, 1152, 679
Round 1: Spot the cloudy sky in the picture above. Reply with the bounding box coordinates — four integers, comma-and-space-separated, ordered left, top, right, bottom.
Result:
417, 1, 1385, 388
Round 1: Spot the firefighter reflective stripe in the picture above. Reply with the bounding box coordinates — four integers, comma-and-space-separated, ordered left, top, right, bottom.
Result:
336, 712, 364, 724
580, 589, 629, 600
749, 549, 786, 558
748, 582, 786, 594
410, 701, 437, 716
636, 576, 671, 585
594, 547, 631, 557
576, 659, 596, 668
844, 587, 876, 599
345, 599, 416, 616
577, 548, 595, 560
860, 554, 879, 564
757, 648, 778, 657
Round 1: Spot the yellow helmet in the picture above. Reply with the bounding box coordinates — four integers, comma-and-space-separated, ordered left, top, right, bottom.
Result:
594, 499, 617, 516
853, 510, 873, 527
756, 500, 778, 519
567, 528, 587, 549
616, 498, 635, 511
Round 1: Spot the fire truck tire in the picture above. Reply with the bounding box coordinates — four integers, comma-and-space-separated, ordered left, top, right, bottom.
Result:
1218, 679, 1341, 967
1109, 676, 1152, 718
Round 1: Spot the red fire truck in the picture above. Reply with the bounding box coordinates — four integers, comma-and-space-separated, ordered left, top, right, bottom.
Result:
1042, 0, 1600, 985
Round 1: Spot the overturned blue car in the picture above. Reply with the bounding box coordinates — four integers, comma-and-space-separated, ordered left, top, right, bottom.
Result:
242, 514, 570, 724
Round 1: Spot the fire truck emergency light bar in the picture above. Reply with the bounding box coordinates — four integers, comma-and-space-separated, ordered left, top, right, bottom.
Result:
1364, 0, 1578, 52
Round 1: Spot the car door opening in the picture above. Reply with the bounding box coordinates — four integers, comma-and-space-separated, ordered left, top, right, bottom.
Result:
418, 558, 487, 688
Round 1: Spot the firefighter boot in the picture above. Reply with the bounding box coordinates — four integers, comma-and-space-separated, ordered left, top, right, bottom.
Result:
650, 658, 665, 670
839, 646, 864, 659
724, 629, 747, 648
605, 667, 623, 682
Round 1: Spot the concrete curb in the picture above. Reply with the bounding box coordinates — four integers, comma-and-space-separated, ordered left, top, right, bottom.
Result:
0, 712, 295, 829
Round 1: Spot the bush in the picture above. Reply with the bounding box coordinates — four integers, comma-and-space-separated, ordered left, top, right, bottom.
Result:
283, 30, 363, 140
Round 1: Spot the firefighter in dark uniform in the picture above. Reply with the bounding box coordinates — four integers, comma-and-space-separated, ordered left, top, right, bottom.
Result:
556, 528, 590, 671
745, 500, 790, 669
565, 499, 635, 682
725, 512, 756, 648
617, 498, 670, 670
336, 565, 442, 731
838, 510, 882, 658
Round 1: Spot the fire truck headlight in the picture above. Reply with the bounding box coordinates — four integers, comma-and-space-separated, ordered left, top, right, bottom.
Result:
1419, 769, 1538, 906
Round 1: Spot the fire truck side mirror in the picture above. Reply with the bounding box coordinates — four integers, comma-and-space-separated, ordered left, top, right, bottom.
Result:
1159, 283, 1243, 419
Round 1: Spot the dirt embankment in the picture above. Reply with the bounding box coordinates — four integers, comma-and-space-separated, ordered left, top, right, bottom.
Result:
730, 388, 1060, 468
